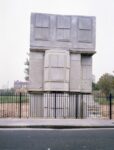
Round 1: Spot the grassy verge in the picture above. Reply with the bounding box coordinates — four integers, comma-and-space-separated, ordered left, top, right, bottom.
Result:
0, 95, 29, 103
95, 97, 114, 105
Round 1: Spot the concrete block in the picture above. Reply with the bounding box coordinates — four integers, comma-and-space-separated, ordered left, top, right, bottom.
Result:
44, 49, 70, 91
29, 13, 95, 94
70, 54, 81, 91
81, 55, 92, 92
29, 52, 44, 91
30, 13, 96, 53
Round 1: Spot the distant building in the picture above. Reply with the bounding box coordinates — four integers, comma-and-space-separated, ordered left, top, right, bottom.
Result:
14, 80, 28, 93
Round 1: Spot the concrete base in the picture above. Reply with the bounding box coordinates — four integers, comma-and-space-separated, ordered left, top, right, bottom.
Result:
30, 93, 44, 117
29, 93, 99, 119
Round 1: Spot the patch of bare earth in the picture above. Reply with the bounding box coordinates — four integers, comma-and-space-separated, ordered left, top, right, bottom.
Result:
0, 103, 29, 118
101, 104, 114, 119
0, 103, 114, 119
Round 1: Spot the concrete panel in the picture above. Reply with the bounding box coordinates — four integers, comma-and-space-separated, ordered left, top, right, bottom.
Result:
44, 49, 70, 91
30, 94, 44, 117
44, 68, 49, 81
56, 29, 70, 42
82, 66, 92, 80
78, 30, 92, 43
29, 52, 44, 91
44, 82, 69, 91
35, 14, 50, 27
78, 17, 92, 30
81, 55, 92, 92
34, 28, 49, 41
44, 50, 70, 68
57, 16, 71, 29
69, 95, 76, 118
50, 68, 64, 81
30, 13, 96, 53
50, 54, 58, 67
44, 68, 69, 82
81, 80, 92, 92
70, 54, 81, 91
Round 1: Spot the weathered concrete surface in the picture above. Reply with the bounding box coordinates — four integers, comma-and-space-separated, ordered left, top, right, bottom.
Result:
70, 53, 81, 91
30, 13, 96, 54
44, 49, 70, 91
29, 51, 44, 91
81, 55, 92, 92
29, 13, 95, 93
28, 13, 96, 118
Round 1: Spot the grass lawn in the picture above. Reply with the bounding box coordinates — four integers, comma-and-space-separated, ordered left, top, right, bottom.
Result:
0, 95, 29, 103
94, 97, 114, 105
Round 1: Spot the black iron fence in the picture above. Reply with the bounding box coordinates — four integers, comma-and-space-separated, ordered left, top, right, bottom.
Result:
0, 92, 114, 119
0, 92, 29, 118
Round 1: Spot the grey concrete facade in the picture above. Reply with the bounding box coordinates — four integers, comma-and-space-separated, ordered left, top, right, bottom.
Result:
28, 13, 96, 118
30, 13, 95, 53
29, 51, 44, 91
29, 51, 93, 93
29, 13, 96, 93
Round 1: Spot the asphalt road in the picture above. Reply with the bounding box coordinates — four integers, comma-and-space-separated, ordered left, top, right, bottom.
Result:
0, 129, 114, 150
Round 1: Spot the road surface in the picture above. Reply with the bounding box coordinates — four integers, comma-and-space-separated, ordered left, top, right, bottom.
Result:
0, 128, 114, 150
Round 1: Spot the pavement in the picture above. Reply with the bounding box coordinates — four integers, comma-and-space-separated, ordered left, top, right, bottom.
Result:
0, 118, 114, 128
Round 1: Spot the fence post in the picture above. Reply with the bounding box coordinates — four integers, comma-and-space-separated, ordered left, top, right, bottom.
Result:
109, 93, 112, 120
19, 93, 22, 118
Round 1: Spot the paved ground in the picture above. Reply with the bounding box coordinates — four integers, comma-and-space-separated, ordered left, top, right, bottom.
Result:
0, 119, 114, 128
0, 129, 114, 150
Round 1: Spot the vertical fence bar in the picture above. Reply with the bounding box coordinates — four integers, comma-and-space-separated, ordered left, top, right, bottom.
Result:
75, 94, 78, 119
55, 92, 56, 118
109, 93, 112, 120
80, 94, 83, 119
19, 93, 22, 118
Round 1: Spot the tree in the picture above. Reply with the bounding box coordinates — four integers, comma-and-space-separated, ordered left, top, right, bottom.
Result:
24, 54, 29, 81
92, 82, 99, 91
97, 73, 114, 96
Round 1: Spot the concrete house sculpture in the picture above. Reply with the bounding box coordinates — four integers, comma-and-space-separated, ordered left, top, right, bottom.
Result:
28, 13, 96, 118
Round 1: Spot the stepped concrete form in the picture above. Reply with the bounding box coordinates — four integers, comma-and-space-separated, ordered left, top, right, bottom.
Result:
28, 13, 96, 118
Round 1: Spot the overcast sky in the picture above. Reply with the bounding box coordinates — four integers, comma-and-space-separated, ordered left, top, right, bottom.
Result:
0, 0, 114, 89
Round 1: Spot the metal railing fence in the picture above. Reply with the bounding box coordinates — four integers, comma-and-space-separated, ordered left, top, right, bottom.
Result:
0, 92, 114, 119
